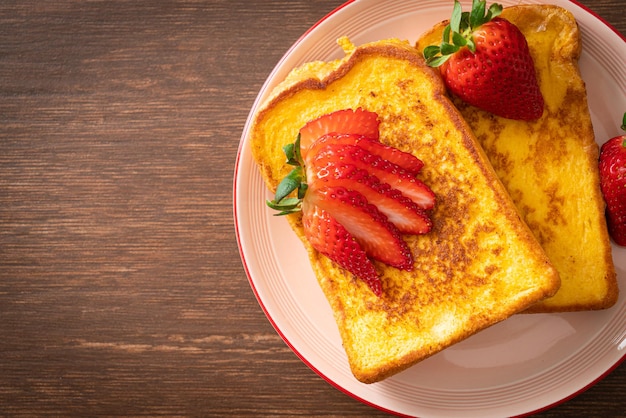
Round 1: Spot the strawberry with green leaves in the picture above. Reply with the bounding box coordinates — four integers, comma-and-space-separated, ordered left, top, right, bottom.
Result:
599, 112, 626, 246
423, 0, 544, 121
267, 109, 435, 296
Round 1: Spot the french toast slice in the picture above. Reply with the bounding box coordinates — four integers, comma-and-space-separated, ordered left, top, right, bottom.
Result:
417, 4, 618, 312
250, 38, 559, 383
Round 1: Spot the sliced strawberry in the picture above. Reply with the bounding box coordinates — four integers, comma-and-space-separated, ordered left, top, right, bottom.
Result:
305, 133, 424, 175
302, 202, 382, 295
307, 185, 413, 270
299, 108, 380, 153
308, 159, 432, 234
309, 142, 435, 210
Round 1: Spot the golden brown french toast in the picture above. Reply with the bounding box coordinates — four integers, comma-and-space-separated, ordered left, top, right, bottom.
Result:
250, 37, 559, 383
417, 4, 618, 312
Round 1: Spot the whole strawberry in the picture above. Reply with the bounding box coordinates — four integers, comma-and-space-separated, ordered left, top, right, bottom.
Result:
599, 112, 626, 246
423, 0, 544, 120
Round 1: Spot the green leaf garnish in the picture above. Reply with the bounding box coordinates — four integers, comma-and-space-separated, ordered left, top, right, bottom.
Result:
283, 134, 303, 166
266, 135, 308, 216
274, 168, 303, 203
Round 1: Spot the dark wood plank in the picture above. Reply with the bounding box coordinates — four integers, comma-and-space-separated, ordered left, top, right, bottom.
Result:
0, 0, 623, 416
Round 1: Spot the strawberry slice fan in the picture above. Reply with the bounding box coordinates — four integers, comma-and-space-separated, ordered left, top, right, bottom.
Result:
266, 108, 436, 296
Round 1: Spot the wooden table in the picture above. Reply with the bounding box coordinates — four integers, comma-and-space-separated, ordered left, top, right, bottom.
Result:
1, 1, 623, 416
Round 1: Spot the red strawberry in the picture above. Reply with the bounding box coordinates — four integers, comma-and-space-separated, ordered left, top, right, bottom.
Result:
302, 202, 382, 296
299, 108, 380, 152
308, 148, 432, 234
309, 142, 436, 210
423, 1, 544, 121
306, 133, 424, 174
599, 113, 626, 246
307, 185, 413, 270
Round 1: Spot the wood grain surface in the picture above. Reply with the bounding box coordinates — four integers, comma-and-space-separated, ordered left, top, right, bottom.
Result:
1, 0, 624, 416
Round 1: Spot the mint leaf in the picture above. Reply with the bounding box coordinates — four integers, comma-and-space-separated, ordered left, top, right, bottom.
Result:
274, 168, 302, 203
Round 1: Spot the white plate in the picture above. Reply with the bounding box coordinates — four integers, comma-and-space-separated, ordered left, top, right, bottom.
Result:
234, 1, 626, 416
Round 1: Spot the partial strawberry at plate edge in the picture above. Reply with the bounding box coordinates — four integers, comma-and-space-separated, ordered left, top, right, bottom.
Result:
599, 112, 626, 246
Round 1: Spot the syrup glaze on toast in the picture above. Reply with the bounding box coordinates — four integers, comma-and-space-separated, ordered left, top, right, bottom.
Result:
417, 5, 618, 312
251, 38, 559, 383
